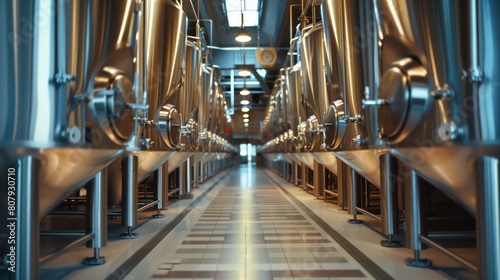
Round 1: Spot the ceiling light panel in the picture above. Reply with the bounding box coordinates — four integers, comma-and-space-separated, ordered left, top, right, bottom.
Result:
225, 0, 260, 27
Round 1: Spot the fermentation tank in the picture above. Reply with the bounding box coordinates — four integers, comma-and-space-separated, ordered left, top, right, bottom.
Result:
0, 0, 140, 277
369, 0, 499, 277
320, 0, 386, 189
107, 0, 187, 233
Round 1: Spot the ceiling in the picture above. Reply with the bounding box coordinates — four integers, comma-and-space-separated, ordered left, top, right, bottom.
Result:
182, 0, 303, 144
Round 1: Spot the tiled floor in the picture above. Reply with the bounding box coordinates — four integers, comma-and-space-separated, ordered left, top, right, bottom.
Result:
141, 185, 370, 279
40, 163, 464, 280
125, 164, 452, 280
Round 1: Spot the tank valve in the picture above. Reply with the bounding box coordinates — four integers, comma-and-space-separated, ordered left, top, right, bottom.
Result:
352, 135, 366, 147
62, 126, 81, 144
345, 115, 363, 123
431, 86, 454, 100
139, 118, 156, 128
362, 86, 388, 108
140, 138, 154, 149
176, 143, 186, 151
54, 73, 76, 85
437, 123, 458, 142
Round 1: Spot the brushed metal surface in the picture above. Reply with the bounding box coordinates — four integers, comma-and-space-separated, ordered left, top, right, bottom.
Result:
374, 0, 500, 217
311, 152, 338, 175
0, 147, 122, 218
290, 153, 315, 170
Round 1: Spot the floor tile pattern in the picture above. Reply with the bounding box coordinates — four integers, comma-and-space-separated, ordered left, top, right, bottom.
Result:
150, 181, 372, 279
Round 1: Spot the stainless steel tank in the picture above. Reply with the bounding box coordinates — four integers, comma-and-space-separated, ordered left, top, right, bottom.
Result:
300, 24, 327, 152
320, 0, 385, 188
282, 63, 315, 170
196, 64, 214, 153
370, 0, 499, 277
175, 37, 202, 152
1, 0, 140, 277
299, 23, 340, 174
108, 0, 187, 208
371, 0, 500, 216
0, 0, 139, 218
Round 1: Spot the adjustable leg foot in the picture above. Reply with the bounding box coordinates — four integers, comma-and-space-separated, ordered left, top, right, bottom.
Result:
347, 214, 363, 224
152, 209, 164, 218
180, 193, 193, 199
380, 234, 401, 248
120, 226, 138, 239
82, 248, 106, 266
405, 250, 432, 268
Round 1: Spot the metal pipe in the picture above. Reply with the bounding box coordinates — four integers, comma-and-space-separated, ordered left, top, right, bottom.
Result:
39, 233, 94, 264
289, 37, 300, 66
469, 0, 480, 78
355, 207, 381, 220
476, 156, 500, 279
13, 156, 40, 280
198, 19, 213, 46
40, 231, 86, 236
186, 0, 199, 21
86, 170, 108, 249
406, 170, 423, 251
138, 200, 159, 212
121, 155, 138, 229
420, 236, 477, 272
290, 4, 302, 42
206, 46, 289, 51
404, 170, 431, 267
141, 0, 148, 112
185, 157, 192, 196
380, 154, 400, 246
155, 167, 165, 210
347, 168, 362, 223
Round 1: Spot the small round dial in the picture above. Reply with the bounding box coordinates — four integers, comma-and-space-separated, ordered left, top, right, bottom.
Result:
256, 48, 277, 67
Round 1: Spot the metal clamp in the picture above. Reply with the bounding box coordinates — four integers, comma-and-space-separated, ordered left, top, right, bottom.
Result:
431, 85, 454, 100
352, 135, 366, 147
138, 118, 156, 128
134, 1, 142, 12
54, 72, 76, 85
344, 115, 363, 123
462, 68, 483, 83
176, 143, 186, 151
140, 138, 154, 149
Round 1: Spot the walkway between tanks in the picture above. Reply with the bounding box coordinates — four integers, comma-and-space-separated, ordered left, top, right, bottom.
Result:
124, 164, 385, 280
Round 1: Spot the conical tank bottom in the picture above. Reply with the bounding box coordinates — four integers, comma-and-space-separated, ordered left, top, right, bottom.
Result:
0, 147, 122, 219
334, 149, 383, 189
311, 152, 338, 175
290, 153, 315, 170
389, 145, 499, 216
192, 152, 207, 165
136, 150, 177, 182
166, 151, 194, 174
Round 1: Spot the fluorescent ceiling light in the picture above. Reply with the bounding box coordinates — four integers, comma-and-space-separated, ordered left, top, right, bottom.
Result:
240, 100, 250, 105
241, 107, 250, 112
243, 119, 250, 123
242, 113, 249, 118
